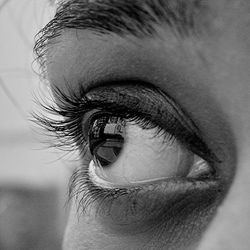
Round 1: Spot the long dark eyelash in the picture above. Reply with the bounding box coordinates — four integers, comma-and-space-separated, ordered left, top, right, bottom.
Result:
32, 83, 220, 215
32, 87, 87, 155
32, 83, 219, 163
31, 86, 178, 213
32, 85, 175, 155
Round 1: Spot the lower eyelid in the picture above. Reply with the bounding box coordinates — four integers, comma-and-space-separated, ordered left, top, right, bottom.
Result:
73, 96, 222, 223
70, 157, 222, 232
36, 82, 226, 236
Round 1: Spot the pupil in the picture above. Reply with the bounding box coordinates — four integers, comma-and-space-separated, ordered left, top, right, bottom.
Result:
88, 116, 125, 168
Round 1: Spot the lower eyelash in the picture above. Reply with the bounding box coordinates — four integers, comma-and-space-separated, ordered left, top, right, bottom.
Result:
67, 150, 137, 214
69, 157, 221, 222
31, 91, 176, 215
32, 85, 221, 219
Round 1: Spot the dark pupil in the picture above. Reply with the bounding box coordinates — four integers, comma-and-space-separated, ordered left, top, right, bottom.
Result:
88, 116, 125, 168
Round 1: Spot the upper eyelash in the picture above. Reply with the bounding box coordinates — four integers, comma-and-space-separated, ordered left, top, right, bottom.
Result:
32, 83, 222, 216
32, 93, 178, 177
32, 86, 88, 154
32, 83, 220, 165
31, 86, 175, 175
31, 84, 170, 150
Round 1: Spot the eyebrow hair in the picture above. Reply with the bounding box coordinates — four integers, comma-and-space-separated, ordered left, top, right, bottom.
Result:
34, 0, 208, 75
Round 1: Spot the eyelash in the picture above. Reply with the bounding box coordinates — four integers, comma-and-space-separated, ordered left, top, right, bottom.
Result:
33, 88, 168, 155
33, 84, 220, 214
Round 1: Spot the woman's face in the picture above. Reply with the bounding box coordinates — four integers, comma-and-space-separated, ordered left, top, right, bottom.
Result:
36, 0, 250, 249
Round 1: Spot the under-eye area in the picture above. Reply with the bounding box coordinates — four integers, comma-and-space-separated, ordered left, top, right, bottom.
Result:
34, 80, 224, 237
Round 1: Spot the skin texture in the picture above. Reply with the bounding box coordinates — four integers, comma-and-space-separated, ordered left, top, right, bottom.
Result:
40, 0, 250, 249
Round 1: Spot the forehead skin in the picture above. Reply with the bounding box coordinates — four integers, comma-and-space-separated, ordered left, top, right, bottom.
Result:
45, 1, 250, 250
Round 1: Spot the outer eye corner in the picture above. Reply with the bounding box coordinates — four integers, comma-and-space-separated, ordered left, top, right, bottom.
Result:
85, 111, 215, 188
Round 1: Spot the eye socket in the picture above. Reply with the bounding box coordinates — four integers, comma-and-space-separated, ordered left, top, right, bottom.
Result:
86, 113, 214, 188
33, 82, 224, 242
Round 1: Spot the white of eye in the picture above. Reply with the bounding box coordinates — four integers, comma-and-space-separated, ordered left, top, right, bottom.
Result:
89, 122, 212, 188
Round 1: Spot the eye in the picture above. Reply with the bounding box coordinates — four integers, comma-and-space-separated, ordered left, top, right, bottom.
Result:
86, 112, 213, 188
33, 81, 225, 247
33, 82, 222, 224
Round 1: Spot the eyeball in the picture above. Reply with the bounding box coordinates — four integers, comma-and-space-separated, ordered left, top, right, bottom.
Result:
87, 115, 213, 188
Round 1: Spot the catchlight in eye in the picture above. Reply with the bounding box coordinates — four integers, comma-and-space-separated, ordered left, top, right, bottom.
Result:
87, 114, 213, 188
88, 115, 126, 168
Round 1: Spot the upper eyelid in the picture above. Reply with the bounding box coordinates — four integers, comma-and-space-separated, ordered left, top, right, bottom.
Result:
33, 78, 220, 168
85, 85, 214, 151
62, 81, 219, 163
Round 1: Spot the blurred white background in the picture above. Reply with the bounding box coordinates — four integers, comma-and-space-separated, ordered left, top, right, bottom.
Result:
0, 1, 70, 249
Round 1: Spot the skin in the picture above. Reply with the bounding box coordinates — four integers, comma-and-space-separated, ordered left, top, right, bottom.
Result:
44, 0, 250, 249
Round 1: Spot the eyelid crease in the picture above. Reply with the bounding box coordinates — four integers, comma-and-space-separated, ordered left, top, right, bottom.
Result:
69, 163, 222, 217
33, 79, 220, 169
83, 82, 220, 165
33, 81, 224, 226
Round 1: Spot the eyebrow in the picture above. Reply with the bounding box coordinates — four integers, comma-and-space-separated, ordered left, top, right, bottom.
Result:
34, 0, 208, 73
55, 0, 206, 34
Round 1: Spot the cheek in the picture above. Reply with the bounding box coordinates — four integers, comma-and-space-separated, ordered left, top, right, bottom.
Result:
63, 203, 150, 250
197, 146, 250, 250
196, 35, 250, 249
63, 181, 220, 250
